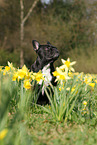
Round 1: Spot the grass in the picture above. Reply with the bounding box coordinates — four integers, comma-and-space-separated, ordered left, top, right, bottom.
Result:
5, 107, 97, 145
23, 112, 97, 145
0, 61, 97, 145
33, 118, 97, 145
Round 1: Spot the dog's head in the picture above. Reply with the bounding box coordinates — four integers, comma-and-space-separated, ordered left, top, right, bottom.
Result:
32, 40, 59, 65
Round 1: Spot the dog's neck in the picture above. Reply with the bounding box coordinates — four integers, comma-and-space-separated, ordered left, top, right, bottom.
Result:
39, 63, 52, 85
38, 63, 53, 95
31, 56, 56, 86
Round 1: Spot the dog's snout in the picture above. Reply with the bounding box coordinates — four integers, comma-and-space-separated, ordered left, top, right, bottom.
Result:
56, 52, 59, 58
54, 50, 59, 59
57, 50, 59, 54
56, 49, 59, 56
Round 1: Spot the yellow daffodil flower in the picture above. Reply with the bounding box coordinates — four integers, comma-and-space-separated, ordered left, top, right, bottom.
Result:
25, 72, 31, 80
89, 83, 95, 88
5, 66, 10, 71
53, 71, 59, 77
59, 87, 61, 91
53, 67, 70, 81
71, 87, 75, 92
59, 87, 64, 91
12, 72, 18, 81
22, 65, 29, 73
24, 80, 31, 89
3, 62, 15, 75
60, 58, 76, 74
17, 69, 27, 80
12, 66, 30, 81
0, 129, 8, 140
95, 80, 97, 83
3, 66, 10, 75
68, 71, 73, 78
33, 71, 44, 83
31, 74, 35, 80
8, 61, 15, 71
83, 101, 87, 106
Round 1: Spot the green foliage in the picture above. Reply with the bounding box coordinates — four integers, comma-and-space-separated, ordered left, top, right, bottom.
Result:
0, 73, 34, 145
41, 73, 97, 123
0, 49, 20, 67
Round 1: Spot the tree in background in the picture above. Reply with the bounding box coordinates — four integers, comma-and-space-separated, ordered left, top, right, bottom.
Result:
0, 0, 39, 67
20, 0, 39, 67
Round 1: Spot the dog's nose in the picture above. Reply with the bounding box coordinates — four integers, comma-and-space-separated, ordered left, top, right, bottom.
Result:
57, 50, 59, 56
55, 51, 59, 58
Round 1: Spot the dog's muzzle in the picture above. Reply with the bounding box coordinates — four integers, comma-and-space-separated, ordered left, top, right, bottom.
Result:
54, 50, 59, 59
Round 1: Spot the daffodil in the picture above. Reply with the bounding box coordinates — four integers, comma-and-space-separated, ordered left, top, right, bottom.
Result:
22, 65, 29, 73
59, 87, 64, 91
53, 71, 59, 77
12, 66, 30, 82
60, 58, 76, 74
16, 65, 30, 80
68, 71, 73, 78
3, 66, 10, 75
89, 83, 95, 88
33, 71, 44, 83
84, 75, 93, 84
8, 61, 15, 71
31, 73, 35, 80
24, 80, 31, 89
17, 69, 27, 80
83, 101, 87, 106
74, 72, 79, 76
78, 72, 84, 81
59, 87, 61, 91
3, 62, 15, 75
53, 67, 70, 81
0, 129, 8, 140
71, 87, 75, 93
95, 80, 97, 83
12, 72, 18, 81
25, 72, 31, 80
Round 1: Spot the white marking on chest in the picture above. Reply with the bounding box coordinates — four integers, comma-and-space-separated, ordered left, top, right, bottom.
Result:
39, 64, 52, 86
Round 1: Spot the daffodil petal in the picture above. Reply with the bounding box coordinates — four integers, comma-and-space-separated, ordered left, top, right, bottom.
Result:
70, 61, 76, 66
61, 59, 66, 64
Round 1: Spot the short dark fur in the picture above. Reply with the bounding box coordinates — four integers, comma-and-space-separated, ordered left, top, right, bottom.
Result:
31, 40, 59, 104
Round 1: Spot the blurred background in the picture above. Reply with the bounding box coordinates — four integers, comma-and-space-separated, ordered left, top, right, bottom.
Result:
0, 0, 97, 73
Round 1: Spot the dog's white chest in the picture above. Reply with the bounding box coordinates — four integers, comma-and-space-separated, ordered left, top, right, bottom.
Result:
39, 64, 52, 85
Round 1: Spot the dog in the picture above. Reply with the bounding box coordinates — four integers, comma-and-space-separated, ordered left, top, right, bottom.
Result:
31, 40, 59, 104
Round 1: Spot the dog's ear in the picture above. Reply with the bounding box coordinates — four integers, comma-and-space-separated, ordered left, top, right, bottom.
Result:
47, 41, 51, 45
32, 40, 40, 51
